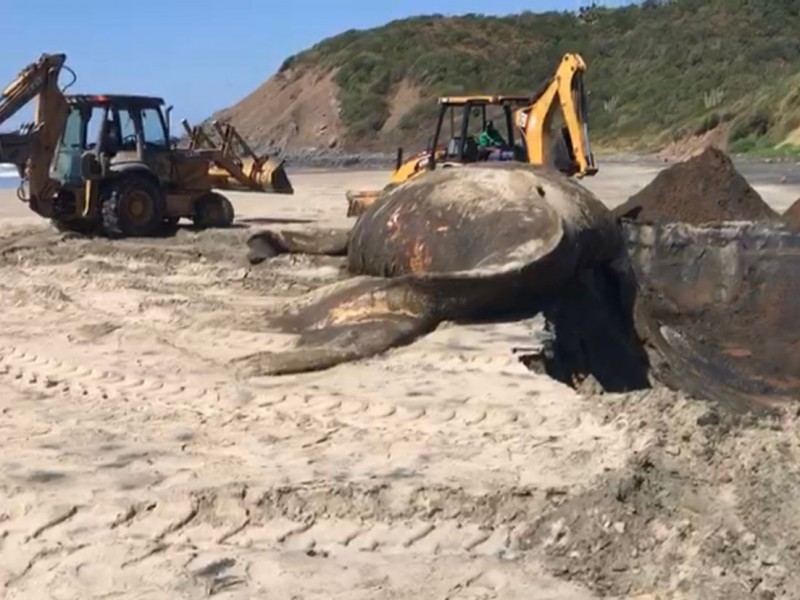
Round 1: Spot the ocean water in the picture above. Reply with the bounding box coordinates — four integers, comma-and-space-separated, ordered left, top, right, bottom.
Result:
0, 164, 20, 190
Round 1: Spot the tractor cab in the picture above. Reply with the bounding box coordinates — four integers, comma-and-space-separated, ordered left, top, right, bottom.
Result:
50, 94, 203, 188
0, 52, 295, 238
389, 96, 532, 184
348, 52, 596, 217
431, 95, 531, 166
47, 94, 219, 236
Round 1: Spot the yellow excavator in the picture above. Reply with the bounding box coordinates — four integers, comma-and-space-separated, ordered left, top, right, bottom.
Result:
346, 53, 597, 216
0, 53, 293, 237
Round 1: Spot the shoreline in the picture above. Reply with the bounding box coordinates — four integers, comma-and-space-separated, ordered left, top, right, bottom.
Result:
4, 149, 800, 190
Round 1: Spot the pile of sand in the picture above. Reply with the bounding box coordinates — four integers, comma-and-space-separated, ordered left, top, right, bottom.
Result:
783, 198, 800, 232
613, 147, 780, 224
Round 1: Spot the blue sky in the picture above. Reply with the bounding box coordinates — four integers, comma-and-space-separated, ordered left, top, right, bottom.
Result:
1, 0, 631, 130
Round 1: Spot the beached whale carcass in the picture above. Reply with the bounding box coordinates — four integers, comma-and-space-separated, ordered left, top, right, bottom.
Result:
239, 162, 639, 377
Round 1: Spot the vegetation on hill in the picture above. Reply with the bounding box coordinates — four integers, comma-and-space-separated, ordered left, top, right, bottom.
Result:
260, 0, 800, 153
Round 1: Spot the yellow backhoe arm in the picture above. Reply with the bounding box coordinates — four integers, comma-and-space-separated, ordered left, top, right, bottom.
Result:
0, 54, 66, 125
0, 53, 70, 203
515, 53, 597, 177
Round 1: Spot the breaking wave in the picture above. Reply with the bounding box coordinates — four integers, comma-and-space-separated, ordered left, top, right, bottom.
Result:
0, 165, 20, 190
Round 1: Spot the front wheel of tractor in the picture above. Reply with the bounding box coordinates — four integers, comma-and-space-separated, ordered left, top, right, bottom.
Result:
100, 175, 166, 239
192, 192, 235, 229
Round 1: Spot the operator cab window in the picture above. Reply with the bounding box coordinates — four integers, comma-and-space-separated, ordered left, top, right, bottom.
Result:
85, 107, 106, 150
141, 108, 168, 148
58, 108, 82, 150
50, 107, 84, 184
117, 109, 138, 150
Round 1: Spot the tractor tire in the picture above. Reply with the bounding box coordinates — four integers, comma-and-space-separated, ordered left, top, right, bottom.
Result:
50, 191, 98, 235
100, 175, 166, 239
193, 192, 234, 229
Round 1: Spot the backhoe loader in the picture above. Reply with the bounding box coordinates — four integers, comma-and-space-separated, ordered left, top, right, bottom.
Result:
346, 53, 597, 216
0, 53, 293, 237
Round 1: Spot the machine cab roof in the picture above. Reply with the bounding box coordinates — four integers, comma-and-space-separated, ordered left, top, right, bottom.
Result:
65, 94, 166, 108
431, 95, 528, 165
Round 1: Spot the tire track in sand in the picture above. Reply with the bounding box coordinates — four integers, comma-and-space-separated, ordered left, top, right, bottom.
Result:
0, 344, 562, 436
58, 484, 534, 563
0, 346, 223, 407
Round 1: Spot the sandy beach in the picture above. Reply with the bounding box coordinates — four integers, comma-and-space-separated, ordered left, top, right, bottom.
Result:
1, 162, 799, 599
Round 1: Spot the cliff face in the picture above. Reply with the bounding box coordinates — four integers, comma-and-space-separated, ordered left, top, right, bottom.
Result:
213, 1, 800, 158
211, 68, 343, 154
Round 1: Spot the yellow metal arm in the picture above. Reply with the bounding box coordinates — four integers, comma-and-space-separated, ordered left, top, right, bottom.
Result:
0, 54, 66, 128
0, 53, 70, 205
515, 53, 597, 177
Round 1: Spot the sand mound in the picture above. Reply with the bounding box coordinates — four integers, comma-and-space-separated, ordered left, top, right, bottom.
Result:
613, 147, 779, 224
783, 198, 800, 232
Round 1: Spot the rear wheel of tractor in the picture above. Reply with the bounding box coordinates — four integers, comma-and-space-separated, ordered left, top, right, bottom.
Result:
101, 175, 166, 239
193, 192, 234, 229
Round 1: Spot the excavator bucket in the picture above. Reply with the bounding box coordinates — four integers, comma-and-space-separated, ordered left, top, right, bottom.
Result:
182, 119, 294, 195
0, 131, 33, 171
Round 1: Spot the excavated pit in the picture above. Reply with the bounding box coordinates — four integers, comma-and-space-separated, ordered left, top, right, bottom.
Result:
626, 221, 800, 413
536, 150, 800, 414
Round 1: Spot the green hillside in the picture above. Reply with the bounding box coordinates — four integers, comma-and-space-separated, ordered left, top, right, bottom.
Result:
274, 0, 800, 154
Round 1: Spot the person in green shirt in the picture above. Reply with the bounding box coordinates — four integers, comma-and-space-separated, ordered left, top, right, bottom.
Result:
478, 120, 506, 149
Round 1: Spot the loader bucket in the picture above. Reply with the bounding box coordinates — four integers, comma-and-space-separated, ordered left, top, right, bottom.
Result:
346, 189, 382, 217
261, 157, 294, 194
241, 156, 294, 194
182, 119, 294, 195
208, 156, 294, 194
